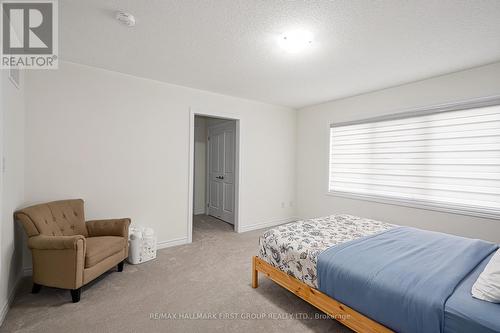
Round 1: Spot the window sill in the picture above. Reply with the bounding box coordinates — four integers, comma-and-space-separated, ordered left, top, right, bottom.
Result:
326, 191, 500, 221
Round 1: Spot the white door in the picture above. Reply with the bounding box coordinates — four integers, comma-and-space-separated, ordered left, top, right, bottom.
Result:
207, 121, 235, 224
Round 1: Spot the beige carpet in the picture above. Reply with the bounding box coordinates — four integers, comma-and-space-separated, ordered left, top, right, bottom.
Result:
1, 215, 352, 333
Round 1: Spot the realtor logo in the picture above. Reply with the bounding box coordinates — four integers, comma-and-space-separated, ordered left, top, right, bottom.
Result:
1, 0, 58, 69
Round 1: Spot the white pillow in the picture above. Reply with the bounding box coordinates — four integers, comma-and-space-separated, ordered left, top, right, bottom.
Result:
472, 249, 500, 303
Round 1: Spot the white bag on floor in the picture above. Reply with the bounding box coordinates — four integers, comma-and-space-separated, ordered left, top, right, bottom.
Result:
128, 225, 157, 264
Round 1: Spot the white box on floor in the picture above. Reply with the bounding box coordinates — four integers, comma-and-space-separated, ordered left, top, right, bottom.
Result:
128, 226, 157, 264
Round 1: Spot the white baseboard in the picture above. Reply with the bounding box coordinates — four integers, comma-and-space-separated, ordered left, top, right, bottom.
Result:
157, 237, 189, 250
238, 216, 297, 233
193, 208, 206, 215
0, 274, 22, 326
23, 267, 32, 276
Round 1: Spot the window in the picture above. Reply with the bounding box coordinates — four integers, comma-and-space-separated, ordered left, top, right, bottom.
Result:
328, 98, 500, 219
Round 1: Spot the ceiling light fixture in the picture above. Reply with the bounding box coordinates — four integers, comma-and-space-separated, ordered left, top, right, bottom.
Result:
277, 29, 313, 54
115, 11, 136, 27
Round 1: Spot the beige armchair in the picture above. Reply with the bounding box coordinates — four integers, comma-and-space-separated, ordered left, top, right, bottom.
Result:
14, 199, 130, 303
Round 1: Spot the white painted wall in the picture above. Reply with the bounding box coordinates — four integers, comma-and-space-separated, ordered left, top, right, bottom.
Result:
24, 62, 297, 250
297, 62, 500, 243
193, 117, 207, 215
0, 69, 25, 322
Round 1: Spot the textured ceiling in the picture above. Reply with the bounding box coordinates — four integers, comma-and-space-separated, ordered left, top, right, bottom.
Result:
60, 0, 500, 108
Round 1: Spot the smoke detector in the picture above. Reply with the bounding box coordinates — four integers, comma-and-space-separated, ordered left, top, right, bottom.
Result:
115, 11, 135, 27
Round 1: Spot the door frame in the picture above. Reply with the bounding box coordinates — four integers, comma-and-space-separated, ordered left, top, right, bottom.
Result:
187, 108, 241, 243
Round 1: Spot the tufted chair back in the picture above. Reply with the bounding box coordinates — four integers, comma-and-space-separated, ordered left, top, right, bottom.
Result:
15, 199, 88, 238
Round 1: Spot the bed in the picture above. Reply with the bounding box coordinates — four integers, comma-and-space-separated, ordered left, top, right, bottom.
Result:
252, 215, 500, 333
258, 215, 394, 288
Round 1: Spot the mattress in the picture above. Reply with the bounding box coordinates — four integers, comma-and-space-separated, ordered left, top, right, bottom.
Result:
444, 252, 500, 333
258, 214, 393, 288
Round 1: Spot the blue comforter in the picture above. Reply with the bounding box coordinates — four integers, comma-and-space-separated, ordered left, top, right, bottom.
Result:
317, 227, 497, 333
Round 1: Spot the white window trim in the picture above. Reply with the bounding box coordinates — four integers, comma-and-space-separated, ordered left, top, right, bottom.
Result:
326, 191, 500, 220
327, 95, 500, 221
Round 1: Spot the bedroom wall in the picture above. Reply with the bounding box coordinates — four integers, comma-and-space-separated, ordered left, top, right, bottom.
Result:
0, 69, 25, 322
24, 61, 296, 254
296, 61, 500, 243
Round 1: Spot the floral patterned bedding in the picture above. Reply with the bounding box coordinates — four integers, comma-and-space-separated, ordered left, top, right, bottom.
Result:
258, 214, 394, 288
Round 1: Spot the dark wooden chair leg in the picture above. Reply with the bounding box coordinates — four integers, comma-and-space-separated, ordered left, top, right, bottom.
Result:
117, 260, 124, 272
70, 288, 81, 303
32, 283, 42, 294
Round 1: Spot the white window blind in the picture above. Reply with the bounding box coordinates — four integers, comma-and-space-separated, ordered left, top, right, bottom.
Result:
329, 101, 500, 219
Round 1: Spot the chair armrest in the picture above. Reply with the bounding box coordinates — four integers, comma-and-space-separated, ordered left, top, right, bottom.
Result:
86, 218, 131, 237
28, 235, 85, 250
28, 235, 86, 289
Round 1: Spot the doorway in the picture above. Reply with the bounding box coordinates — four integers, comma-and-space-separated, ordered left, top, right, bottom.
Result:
188, 112, 240, 243
206, 119, 236, 224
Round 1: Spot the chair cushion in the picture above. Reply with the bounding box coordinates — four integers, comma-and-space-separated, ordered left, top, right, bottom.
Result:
85, 236, 126, 268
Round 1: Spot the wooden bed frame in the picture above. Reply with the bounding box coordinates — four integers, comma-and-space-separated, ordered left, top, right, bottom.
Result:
252, 256, 393, 333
